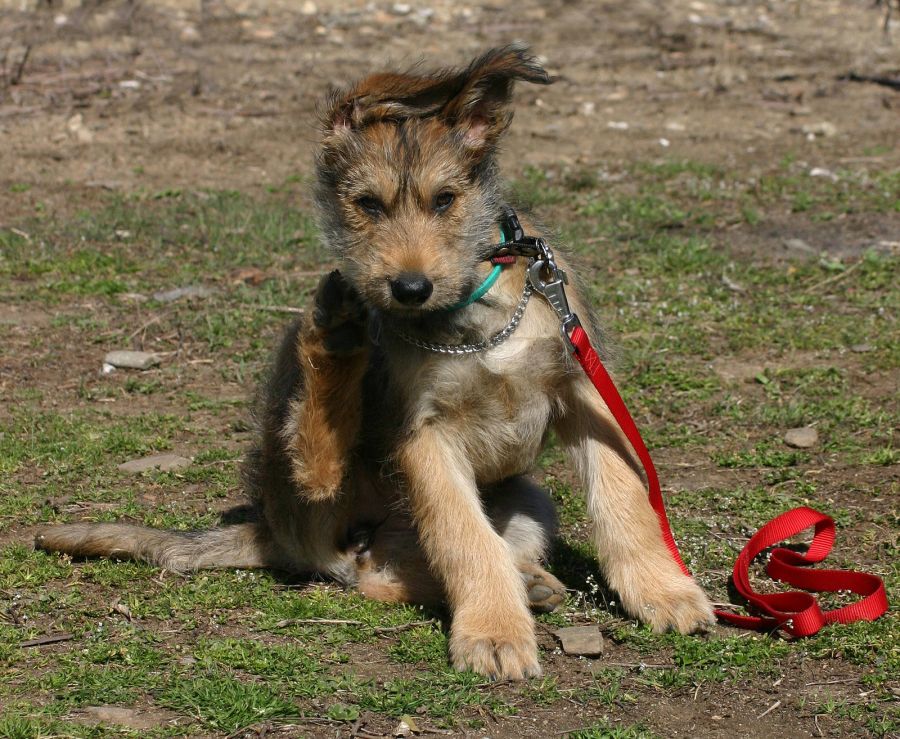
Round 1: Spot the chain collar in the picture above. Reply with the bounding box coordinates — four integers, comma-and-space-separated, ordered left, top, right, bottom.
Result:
389, 278, 533, 355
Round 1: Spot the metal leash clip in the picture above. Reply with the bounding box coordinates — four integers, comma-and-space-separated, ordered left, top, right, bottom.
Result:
526, 238, 581, 353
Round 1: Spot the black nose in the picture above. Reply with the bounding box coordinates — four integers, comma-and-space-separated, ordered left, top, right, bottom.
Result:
390, 273, 433, 306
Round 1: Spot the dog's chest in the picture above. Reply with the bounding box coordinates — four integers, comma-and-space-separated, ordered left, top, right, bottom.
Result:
395, 336, 563, 483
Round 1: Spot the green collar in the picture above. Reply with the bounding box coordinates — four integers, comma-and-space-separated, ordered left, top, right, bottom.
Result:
446, 222, 510, 312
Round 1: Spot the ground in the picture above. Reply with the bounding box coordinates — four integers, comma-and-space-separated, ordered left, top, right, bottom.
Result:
0, 0, 897, 737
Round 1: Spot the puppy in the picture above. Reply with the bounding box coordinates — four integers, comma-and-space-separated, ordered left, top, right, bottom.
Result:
35, 45, 714, 680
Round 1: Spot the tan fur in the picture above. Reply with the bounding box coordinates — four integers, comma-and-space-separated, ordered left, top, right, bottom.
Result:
34, 45, 713, 681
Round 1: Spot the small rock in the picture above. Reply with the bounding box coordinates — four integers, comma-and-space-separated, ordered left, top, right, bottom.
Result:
555, 625, 604, 657
300, 0, 317, 15
665, 121, 686, 132
784, 427, 818, 449
391, 3, 412, 15
607, 121, 629, 130
809, 167, 838, 182
152, 285, 214, 303
180, 24, 200, 42
66, 114, 94, 144
118, 453, 192, 474
659, 137, 670, 147
849, 343, 874, 353
783, 238, 816, 255
579, 101, 596, 116
802, 122, 837, 139
103, 350, 160, 370
118, 80, 140, 90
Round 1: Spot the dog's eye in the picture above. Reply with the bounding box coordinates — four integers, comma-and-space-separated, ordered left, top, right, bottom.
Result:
356, 196, 384, 218
433, 191, 455, 213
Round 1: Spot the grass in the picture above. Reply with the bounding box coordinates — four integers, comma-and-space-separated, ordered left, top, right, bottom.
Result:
1, 157, 897, 736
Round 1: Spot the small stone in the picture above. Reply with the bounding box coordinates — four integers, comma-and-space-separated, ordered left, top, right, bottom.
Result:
665, 121, 686, 132
300, 1, 317, 15
783, 238, 816, 255
391, 3, 412, 15
849, 343, 874, 353
103, 350, 160, 370
784, 427, 818, 449
152, 285, 214, 303
802, 122, 837, 138
607, 121, 629, 130
579, 101, 596, 116
180, 24, 200, 42
809, 167, 838, 182
555, 625, 604, 657
66, 114, 94, 144
659, 137, 670, 147
118, 453, 192, 474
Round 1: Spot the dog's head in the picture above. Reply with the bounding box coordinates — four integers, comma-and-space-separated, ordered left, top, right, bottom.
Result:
314, 45, 551, 316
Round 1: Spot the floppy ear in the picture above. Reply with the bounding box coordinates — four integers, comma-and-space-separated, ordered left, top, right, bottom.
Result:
440, 45, 552, 154
320, 44, 551, 150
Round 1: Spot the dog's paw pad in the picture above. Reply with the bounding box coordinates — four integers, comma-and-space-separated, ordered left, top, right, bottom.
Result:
312, 270, 368, 355
521, 564, 567, 614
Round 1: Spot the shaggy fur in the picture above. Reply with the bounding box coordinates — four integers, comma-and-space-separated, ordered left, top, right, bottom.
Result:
34, 45, 714, 680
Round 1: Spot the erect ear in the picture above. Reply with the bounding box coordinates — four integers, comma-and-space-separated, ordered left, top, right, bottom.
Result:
440, 45, 552, 154
319, 44, 551, 148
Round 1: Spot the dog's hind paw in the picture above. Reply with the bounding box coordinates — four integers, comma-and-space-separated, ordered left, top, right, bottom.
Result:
521, 563, 566, 614
311, 270, 368, 355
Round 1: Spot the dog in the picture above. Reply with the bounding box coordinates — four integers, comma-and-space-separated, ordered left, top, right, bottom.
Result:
35, 45, 715, 680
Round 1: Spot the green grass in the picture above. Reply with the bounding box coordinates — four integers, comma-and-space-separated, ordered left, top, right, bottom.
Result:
1, 157, 897, 736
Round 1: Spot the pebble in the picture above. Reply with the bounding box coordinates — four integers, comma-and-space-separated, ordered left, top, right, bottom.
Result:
784, 427, 818, 449
607, 121, 629, 130
555, 625, 604, 657
802, 122, 837, 139
809, 167, 838, 182
300, 1, 317, 15
118, 453, 192, 474
783, 238, 816, 255
103, 350, 160, 370
849, 343, 874, 353
152, 285, 214, 303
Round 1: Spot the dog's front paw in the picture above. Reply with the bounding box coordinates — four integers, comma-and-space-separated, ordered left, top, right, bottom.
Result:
624, 572, 715, 634
449, 607, 540, 680
311, 270, 368, 355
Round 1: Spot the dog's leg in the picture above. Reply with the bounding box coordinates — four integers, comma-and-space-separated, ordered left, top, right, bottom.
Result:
398, 429, 540, 680
356, 475, 566, 614
557, 377, 715, 633
286, 271, 369, 501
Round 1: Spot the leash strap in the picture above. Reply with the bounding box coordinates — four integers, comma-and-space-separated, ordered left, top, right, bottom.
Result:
568, 325, 889, 636
491, 206, 887, 635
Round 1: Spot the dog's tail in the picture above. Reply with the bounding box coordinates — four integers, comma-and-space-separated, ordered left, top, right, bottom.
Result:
34, 521, 279, 573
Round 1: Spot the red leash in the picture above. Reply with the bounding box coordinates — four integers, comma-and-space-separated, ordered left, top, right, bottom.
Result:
568, 325, 889, 636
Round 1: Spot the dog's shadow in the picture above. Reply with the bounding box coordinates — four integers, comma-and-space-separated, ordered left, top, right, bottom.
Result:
220, 505, 635, 622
